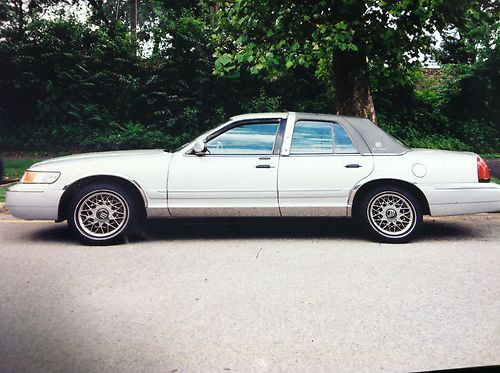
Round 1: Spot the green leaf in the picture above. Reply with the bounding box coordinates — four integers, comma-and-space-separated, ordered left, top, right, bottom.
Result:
216, 54, 232, 66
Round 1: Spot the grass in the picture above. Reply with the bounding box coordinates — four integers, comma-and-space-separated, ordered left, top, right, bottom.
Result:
3, 159, 39, 179
481, 153, 500, 159
1, 159, 40, 203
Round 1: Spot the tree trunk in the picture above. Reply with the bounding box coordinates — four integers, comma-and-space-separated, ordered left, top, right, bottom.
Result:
130, 0, 138, 35
209, 3, 220, 26
15, 0, 25, 38
333, 51, 377, 123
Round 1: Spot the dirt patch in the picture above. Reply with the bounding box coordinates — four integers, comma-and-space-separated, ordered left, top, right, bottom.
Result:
1, 179, 19, 186
0, 203, 8, 214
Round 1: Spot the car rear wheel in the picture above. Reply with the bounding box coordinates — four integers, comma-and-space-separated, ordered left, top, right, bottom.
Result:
357, 186, 422, 243
67, 182, 142, 245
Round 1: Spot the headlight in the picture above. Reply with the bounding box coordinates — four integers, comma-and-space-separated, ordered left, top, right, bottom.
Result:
21, 171, 61, 184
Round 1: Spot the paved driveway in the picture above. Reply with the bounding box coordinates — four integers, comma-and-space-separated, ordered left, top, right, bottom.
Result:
1, 214, 499, 372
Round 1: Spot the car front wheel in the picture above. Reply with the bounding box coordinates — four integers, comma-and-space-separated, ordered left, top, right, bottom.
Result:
67, 182, 142, 245
358, 186, 422, 243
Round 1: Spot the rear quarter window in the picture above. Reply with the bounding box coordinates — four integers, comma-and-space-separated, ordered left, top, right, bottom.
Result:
290, 120, 358, 154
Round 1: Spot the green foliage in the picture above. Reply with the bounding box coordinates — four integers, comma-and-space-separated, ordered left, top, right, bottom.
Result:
377, 76, 500, 152
0, 158, 39, 202
2, 159, 39, 179
79, 122, 191, 152
241, 89, 282, 113
481, 153, 500, 159
212, 0, 475, 80
0, 9, 229, 152
436, 0, 498, 64
0, 1, 497, 156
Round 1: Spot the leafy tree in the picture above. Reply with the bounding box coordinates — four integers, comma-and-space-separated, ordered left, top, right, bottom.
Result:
436, 0, 498, 64
0, 0, 497, 154
0, 0, 70, 38
213, 0, 482, 122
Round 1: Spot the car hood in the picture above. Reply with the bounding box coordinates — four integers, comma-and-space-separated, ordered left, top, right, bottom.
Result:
31, 149, 171, 169
28, 149, 174, 190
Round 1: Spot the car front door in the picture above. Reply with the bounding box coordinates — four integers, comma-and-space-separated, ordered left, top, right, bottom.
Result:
278, 118, 374, 216
167, 119, 285, 217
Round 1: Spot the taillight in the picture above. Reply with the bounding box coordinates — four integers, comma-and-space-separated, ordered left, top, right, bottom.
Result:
477, 156, 491, 183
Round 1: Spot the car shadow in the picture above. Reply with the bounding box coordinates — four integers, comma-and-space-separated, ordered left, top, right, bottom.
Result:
28, 216, 486, 245
139, 217, 483, 243
416, 219, 480, 242
140, 217, 358, 241
29, 223, 80, 244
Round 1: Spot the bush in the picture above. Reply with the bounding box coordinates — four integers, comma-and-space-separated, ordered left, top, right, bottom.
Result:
0, 15, 497, 156
79, 122, 190, 152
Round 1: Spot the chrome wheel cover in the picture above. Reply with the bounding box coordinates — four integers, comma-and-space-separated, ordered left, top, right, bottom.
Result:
367, 191, 416, 238
75, 190, 129, 240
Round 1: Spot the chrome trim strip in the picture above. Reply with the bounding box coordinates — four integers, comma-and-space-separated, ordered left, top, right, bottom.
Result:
281, 112, 296, 156
146, 208, 171, 218
130, 179, 149, 208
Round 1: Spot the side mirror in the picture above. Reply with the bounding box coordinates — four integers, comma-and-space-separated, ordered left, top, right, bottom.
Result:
193, 140, 207, 155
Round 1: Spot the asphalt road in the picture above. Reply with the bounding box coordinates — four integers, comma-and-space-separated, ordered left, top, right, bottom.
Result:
1, 213, 499, 372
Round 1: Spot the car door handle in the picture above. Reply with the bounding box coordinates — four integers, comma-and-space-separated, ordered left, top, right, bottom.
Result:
256, 164, 274, 169
345, 164, 362, 168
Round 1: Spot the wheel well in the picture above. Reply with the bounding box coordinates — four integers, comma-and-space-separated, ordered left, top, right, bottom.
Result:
352, 179, 430, 216
57, 175, 147, 222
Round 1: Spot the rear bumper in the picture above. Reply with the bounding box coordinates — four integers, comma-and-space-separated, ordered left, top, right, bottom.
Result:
5, 183, 64, 220
421, 182, 500, 216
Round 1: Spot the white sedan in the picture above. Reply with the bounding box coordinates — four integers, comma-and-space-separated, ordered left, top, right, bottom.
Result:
6, 112, 500, 244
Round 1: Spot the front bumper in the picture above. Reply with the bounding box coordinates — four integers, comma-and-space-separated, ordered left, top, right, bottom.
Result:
5, 183, 64, 220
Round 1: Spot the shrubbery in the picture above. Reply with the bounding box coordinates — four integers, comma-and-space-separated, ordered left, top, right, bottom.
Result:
0, 13, 498, 155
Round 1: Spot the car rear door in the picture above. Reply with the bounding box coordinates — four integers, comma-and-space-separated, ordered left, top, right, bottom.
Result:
278, 117, 374, 216
167, 119, 285, 217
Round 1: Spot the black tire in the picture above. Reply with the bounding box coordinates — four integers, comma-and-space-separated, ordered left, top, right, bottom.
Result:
357, 186, 422, 243
67, 182, 143, 245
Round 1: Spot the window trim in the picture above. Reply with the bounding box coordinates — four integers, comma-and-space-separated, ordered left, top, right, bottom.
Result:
272, 118, 287, 155
192, 118, 282, 156
289, 119, 359, 156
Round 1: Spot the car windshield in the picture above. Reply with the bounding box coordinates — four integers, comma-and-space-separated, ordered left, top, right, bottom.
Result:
165, 120, 235, 153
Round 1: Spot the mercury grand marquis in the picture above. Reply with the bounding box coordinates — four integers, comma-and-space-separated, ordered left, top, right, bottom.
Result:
6, 112, 500, 244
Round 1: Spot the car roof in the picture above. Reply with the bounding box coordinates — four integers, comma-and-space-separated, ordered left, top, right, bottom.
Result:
230, 112, 289, 121
230, 112, 371, 122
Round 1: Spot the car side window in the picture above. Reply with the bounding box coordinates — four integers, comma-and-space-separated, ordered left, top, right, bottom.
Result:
290, 121, 333, 154
290, 120, 357, 154
333, 123, 357, 154
206, 122, 279, 155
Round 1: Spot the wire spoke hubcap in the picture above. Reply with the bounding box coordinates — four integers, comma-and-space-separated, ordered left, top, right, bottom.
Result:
76, 190, 129, 239
368, 192, 415, 237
